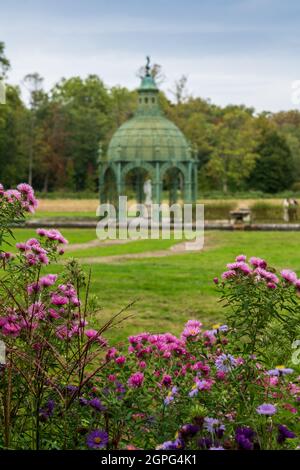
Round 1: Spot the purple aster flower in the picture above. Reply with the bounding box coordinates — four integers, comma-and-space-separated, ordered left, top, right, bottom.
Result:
236, 434, 253, 450
180, 424, 200, 438
86, 429, 108, 449
277, 425, 296, 444
215, 353, 237, 373
79, 397, 89, 406
158, 438, 184, 450
256, 403, 277, 416
218, 324, 228, 332
89, 398, 106, 412
235, 427, 256, 450
267, 367, 294, 376
211, 324, 228, 334
66, 384, 78, 394
164, 386, 178, 405
188, 386, 199, 397
39, 400, 55, 421
198, 437, 213, 449
204, 417, 225, 434
236, 427, 255, 440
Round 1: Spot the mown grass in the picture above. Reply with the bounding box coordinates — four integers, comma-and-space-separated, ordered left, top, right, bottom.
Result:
5, 228, 97, 251
5, 229, 300, 344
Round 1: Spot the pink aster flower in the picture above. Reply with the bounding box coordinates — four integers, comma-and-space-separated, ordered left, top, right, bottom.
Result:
27, 281, 40, 295
85, 329, 99, 340
254, 268, 279, 284
227, 261, 251, 274
4, 189, 21, 202
48, 308, 60, 320
0, 252, 13, 261
161, 374, 172, 387
181, 319, 202, 340
221, 270, 236, 280
250, 257, 267, 269
28, 301, 46, 319
281, 269, 297, 285
55, 325, 76, 340
51, 294, 69, 306
115, 355, 126, 365
46, 229, 68, 244
38, 253, 49, 265
186, 319, 202, 329
58, 284, 77, 297
236, 254, 247, 262
85, 329, 107, 347
1, 321, 21, 337
39, 274, 58, 288
127, 372, 144, 388
16, 242, 28, 251
36, 228, 48, 237
17, 183, 33, 195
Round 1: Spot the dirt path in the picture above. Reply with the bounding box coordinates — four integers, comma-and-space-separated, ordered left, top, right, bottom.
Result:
65, 238, 134, 251
72, 239, 211, 265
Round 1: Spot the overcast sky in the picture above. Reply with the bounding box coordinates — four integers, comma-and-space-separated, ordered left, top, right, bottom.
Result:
1, 0, 300, 112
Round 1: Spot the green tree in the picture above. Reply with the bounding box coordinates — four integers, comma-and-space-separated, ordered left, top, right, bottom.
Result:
52, 75, 112, 190
0, 41, 10, 78
0, 85, 28, 186
205, 107, 258, 193
248, 129, 294, 193
22, 73, 46, 185
271, 110, 300, 182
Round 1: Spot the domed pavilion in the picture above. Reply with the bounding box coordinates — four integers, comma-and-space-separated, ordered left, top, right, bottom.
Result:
98, 59, 198, 207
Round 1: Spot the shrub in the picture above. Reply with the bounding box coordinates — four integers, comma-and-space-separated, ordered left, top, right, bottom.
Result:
0, 185, 300, 450
0, 183, 124, 449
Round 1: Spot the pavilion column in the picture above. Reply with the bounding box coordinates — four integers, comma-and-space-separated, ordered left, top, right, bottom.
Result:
115, 162, 125, 217
153, 162, 162, 205
136, 169, 144, 203
183, 162, 193, 203
170, 169, 179, 205
116, 162, 125, 197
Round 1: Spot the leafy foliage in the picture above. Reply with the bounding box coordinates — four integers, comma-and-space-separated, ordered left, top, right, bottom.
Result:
1, 41, 300, 194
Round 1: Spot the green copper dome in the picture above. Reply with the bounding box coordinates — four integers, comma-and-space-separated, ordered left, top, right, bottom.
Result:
106, 68, 191, 162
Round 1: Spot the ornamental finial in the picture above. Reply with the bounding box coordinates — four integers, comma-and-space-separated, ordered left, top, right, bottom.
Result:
145, 56, 151, 76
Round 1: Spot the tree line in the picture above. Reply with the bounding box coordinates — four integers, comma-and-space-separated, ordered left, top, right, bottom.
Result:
0, 42, 299, 194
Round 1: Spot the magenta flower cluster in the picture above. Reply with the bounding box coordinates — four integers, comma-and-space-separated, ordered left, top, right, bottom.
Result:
0, 182, 38, 213
219, 254, 300, 291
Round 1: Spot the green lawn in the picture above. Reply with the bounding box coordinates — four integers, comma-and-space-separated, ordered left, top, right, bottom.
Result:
5, 228, 97, 250
29, 211, 97, 218
5, 229, 300, 344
